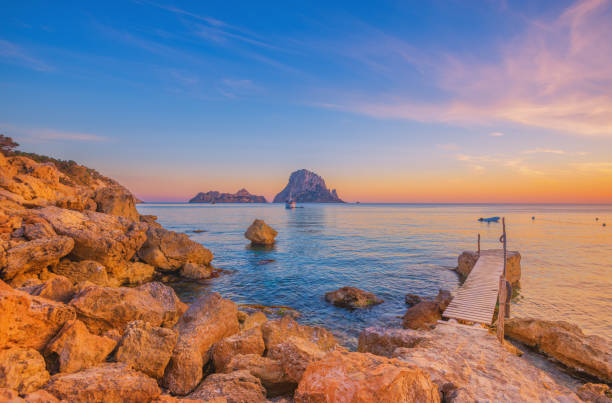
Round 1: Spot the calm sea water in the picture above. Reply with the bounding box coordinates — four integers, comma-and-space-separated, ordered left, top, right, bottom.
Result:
137, 203, 612, 346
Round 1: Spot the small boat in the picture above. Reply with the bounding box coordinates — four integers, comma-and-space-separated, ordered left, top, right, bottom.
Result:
478, 216, 500, 223
285, 200, 296, 209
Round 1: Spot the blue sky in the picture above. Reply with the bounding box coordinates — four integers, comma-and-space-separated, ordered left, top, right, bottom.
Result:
1, 0, 611, 202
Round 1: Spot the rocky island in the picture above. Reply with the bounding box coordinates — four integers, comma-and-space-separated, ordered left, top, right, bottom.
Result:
189, 188, 267, 203
273, 169, 344, 203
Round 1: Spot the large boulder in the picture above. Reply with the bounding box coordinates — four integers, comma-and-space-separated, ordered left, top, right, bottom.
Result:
268, 336, 326, 386
357, 327, 425, 357
505, 318, 611, 382
294, 351, 440, 403
179, 262, 212, 280
163, 293, 239, 395
44, 319, 116, 374
457, 250, 521, 286
0, 348, 50, 394
138, 226, 213, 272
244, 219, 277, 245
187, 370, 266, 403
261, 316, 338, 353
386, 323, 581, 402
69, 282, 187, 335
94, 185, 139, 221
21, 275, 75, 303
52, 259, 112, 286
44, 363, 161, 403
212, 327, 265, 372
115, 261, 156, 285
35, 206, 147, 272
115, 320, 178, 379
1, 236, 74, 281
224, 354, 291, 397
0, 279, 76, 350
402, 290, 452, 330
324, 286, 383, 309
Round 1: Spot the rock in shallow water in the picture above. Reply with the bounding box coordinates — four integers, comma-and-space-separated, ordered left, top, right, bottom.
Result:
244, 219, 277, 245
324, 286, 383, 309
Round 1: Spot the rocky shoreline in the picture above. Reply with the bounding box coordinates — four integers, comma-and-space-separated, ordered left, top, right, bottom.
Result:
0, 151, 610, 402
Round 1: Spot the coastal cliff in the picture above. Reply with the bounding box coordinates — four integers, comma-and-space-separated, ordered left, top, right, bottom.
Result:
189, 188, 267, 203
273, 169, 344, 203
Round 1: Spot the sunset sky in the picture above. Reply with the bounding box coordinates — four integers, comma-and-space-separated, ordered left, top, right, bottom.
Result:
1, 0, 611, 203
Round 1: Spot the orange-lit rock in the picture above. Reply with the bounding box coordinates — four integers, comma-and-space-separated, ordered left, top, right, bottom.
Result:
52, 259, 111, 287
212, 327, 265, 372
357, 327, 424, 357
21, 275, 75, 303
0, 348, 50, 394
187, 371, 266, 402
268, 337, 325, 386
261, 316, 337, 353
2, 236, 74, 281
244, 219, 277, 245
138, 226, 213, 272
94, 185, 140, 221
224, 354, 291, 397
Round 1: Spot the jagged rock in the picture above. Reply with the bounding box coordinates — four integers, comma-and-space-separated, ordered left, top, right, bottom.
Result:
138, 226, 213, 272
357, 327, 425, 357
0, 348, 50, 394
180, 262, 212, 280
116, 261, 155, 285
224, 354, 291, 397
457, 250, 521, 286
52, 259, 111, 286
243, 312, 268, 331
273, 169, 344, 203
1, 236, 74, 281
261, 316, 338, 353
294, 351, 440, 403
0, 279, 76, 350
324, 287, 383, 309
577, 383, 612, 403
268, 337, 325, 386
164, 293, 239, 395
187, 371, 266, 403
244, 219, 277, 245
212, 327, 265, 372
44, 319, 116, 374
505, 318, 611, 382
189, 189, 267, 203
94, 185, 139, 221
402, 290, 452, 330
35, 206, 147, 272
22, 275, 75, 303
69, 282, 187, 335
385, 323, 581, 402
44, 363, 160, 403
115, 320, 178, 379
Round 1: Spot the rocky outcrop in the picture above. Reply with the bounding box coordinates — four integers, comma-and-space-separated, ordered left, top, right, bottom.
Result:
273, 169, 344, 203
361, 323, 581, 402
1, 236, 74, 281
261, 316, 338, 353
44, 363, 161, 403
457, 250, 521, 286
0, 279, 75, 350
324, 286, 383, 309
294, 351, 440, 403
402, 290, 452, 330
0, 348, 50, 394
69, 282, 186, 335
44, 319, 116, 374
36, 206, 147, 273
138, 225, 213, 272
115, 320, 178, 379
504, 318, 611, 382
94, 185, 139, 221
212, 327, 265, 372
189, 188, 267, 203
244, 219, 277, 245
187, 370, 266, 402
163, 293, 239, 395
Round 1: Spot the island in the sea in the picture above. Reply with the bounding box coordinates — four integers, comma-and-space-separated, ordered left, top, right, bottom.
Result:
189, 188, 267, 203
273, 169, 344, 203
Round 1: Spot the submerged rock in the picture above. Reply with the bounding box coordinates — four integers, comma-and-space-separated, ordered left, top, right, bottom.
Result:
324, 286, 383, 309
294, 351, 440, 403
0, 348, 50, 394
505, 317, 612, 382
44, 363, 160, 403
245, 219, 277, 245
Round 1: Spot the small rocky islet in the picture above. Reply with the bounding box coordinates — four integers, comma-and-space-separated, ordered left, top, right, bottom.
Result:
0, 149, 610, 402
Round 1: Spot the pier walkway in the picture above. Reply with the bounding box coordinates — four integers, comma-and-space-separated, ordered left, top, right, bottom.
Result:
443, 250, 505, 325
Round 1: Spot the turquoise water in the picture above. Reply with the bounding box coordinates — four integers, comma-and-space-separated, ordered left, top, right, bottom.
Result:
137, 203, 612, 346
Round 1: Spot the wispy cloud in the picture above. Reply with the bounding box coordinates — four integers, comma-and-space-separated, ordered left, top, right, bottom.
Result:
490, 132, 504, 137
0, 39, 52, 72
521, 148, 567, 155
1, 124, 110, 143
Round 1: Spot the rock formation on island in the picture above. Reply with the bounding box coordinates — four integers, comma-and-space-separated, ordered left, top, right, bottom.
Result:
189, 188, 267, 203
273, 169, 344, 203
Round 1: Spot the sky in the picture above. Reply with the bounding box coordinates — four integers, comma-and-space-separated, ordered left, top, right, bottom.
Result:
1, 0, 611, 203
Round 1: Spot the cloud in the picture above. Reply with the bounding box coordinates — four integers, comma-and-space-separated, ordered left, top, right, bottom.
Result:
571, 161, 612, 173
322, 0, 612, 136
0, 39, 52, 72
1, 124, 110, 142
521, 148, 567, 155
490, 132, 504, 137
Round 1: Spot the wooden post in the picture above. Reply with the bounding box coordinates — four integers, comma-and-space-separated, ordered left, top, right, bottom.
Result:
477, 233, 481, 255
497, 217, 507, 343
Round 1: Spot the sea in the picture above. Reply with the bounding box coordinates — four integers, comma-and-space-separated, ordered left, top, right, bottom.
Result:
136, 203, 612, 347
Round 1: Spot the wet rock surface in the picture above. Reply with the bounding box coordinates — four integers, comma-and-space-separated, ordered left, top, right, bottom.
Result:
324, 286, 383, 309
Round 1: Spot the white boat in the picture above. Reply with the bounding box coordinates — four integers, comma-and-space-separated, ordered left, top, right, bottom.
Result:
285, 200, 296, 209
